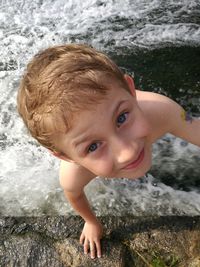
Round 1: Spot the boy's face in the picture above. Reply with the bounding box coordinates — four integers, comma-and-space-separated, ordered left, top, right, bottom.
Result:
56, 76, 153, 179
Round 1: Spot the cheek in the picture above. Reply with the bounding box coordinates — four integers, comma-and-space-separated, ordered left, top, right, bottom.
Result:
142, 120, 151, 137
134, 113, 151, 137
84, 158, 114, 177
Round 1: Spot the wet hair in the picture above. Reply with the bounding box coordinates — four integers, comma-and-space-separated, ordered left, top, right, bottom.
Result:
17, 43, 129, 153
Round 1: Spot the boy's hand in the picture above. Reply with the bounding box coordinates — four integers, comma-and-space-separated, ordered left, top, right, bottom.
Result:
80, 221, 103, 259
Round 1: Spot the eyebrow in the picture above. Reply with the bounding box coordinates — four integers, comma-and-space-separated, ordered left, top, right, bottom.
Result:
73, 100, 128, 148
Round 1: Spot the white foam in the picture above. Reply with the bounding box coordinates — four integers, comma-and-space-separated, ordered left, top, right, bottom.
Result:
1, 0, 200, 69
86, 174, 200, 216
0, 142, 72, 216
128, 24, 200, 48
0, 0, 200, 216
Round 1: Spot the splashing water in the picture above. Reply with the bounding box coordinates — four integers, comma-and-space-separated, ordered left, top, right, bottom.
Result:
0, 0, 200, 216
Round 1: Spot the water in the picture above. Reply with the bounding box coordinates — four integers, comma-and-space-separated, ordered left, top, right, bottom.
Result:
0, 0, 200, 216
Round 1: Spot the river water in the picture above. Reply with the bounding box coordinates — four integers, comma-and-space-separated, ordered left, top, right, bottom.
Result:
0, 0, 200, 216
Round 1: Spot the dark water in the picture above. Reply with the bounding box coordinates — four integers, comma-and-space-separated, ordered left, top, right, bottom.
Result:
0, 0, 200, 216
112, 46, 200, 114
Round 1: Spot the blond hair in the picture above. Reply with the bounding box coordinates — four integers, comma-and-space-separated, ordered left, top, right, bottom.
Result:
17, 44, 129, 152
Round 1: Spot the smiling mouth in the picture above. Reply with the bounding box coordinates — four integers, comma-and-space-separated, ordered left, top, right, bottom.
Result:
122, 148, 145, 170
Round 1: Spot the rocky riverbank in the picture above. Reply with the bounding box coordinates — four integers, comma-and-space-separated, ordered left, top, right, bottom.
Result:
0, 216, 200, 266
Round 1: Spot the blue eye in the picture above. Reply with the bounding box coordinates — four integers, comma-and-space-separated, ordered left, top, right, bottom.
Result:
117, 112, 128, 127
88, 143, 98, 153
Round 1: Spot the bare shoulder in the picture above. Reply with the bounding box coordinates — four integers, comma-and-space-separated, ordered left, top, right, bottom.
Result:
136, 90, 174, 106
59, 160, 96, 192
136, 90, 178, 140
136, 90, 200, 147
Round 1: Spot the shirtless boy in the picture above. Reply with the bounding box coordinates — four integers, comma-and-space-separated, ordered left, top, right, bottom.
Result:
17, 44, 200, 259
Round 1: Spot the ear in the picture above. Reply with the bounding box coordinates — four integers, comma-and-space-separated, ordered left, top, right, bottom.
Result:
48, 149, 75, 163
124, 74, 136, 96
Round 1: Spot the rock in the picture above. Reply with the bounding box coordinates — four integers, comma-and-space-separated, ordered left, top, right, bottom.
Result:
0, 216, 200, 266
55, 239, 124, 267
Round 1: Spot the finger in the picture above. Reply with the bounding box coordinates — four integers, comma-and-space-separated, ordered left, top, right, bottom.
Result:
89, 241, 96, 259
84, 239, 90, 255
95, 240, 102, 258
79, 233, 85, 245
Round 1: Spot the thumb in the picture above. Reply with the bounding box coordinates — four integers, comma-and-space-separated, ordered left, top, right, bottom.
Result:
80, 232, 85, 245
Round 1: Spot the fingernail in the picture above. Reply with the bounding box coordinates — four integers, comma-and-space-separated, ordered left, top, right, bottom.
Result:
98, 255, 101, 258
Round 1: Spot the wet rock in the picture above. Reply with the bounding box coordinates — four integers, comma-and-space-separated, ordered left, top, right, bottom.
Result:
0, 216, 200, 266
55, 239, 124, 267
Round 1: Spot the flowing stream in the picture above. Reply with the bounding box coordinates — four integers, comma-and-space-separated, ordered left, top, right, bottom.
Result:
0, 0, 200, 216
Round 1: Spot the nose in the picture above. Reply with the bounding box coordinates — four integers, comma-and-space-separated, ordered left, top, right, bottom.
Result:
111, 136, 140, 166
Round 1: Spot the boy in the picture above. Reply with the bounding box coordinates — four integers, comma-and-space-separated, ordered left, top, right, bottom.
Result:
17, 44, 200, 259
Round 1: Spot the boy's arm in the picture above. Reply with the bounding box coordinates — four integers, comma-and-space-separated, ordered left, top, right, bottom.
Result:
156, 94, 200, 147
170, 107, 200, 147
59, 161, 103, 259
64, 190, 103, 258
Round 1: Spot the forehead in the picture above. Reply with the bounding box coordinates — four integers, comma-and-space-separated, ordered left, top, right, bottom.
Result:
84, 84, 128, 110
65, 85, 133, 139
54, 82, 133, 153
